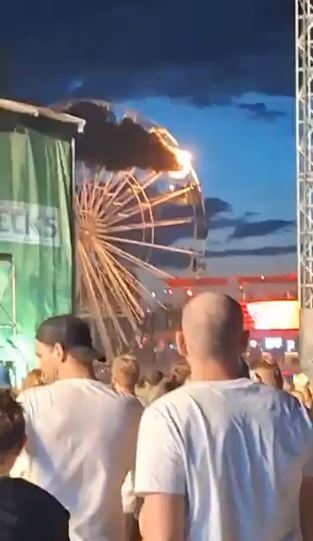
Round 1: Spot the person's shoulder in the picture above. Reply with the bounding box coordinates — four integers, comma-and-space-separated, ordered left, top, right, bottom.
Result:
0, 477, 69, 518
257, 383, 303, 408
18, 382, 51, 407
147, 384, 189, 413
116, 393, 144, 418
252, 382, 304, 410
257, 384, 313, 429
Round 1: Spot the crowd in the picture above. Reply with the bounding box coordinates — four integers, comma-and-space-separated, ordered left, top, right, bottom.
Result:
0, 292, 312, 541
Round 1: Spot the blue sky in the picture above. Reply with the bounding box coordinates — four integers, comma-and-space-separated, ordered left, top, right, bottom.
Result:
122, 93, 296, 275
0, 0, 295, 277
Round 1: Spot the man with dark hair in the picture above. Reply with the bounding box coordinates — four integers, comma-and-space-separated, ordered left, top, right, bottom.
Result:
135, 292, 313, 541
0, 390, 69, 541
19, 315, 142, 541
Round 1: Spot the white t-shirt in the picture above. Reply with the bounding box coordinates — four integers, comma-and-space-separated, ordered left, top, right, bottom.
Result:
19, 378, 142, 541
135, 378, 313, 541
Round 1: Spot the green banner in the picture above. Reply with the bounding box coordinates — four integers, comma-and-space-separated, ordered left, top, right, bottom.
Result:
0, 124, 73, 380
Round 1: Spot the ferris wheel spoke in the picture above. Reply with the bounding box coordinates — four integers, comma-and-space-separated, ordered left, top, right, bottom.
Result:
78, 241, 129, 343
98, 239, 165, 305
93, 240, 144, 320
107, 216, 193, 234
77, 243, 116, 357
96, 175, 131, 216
89, 237, 144, 323
141, 171, 162, 190
101, 173, 162, 224
109, 171, 160, 215
102, 239, 171, 278
91, 253, 135, 319
101, 234, 195, 256
99, 174, 146, 224
105, 185, 192, 229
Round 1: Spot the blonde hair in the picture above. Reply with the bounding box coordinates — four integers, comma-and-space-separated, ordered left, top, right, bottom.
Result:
111, 354, 140, 392
21, 369, 44, 393
291, 390, 305, 405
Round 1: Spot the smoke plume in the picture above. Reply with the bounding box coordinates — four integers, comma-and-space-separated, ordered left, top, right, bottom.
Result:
58, 100, 181, 172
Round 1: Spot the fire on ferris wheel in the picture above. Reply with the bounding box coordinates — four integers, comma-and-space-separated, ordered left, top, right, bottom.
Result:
52, 100, 208, 358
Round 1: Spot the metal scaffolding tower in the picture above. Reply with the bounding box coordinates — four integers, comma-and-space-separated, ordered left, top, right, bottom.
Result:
296, 0, 313, 370
297, 0, 313, 307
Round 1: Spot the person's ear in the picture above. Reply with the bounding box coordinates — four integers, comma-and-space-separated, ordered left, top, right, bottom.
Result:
54, 342, 65, 363
176, 331, 187, 358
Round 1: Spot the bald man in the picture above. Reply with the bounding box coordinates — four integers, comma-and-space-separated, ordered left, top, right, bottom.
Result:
135, 292, 313, 541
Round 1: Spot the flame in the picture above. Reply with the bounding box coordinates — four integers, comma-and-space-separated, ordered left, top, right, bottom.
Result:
169, 149, 192, 179
150, 127, 192, 178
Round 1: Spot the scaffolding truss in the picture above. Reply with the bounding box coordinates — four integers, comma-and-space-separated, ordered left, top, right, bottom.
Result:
296, 0, 313, 308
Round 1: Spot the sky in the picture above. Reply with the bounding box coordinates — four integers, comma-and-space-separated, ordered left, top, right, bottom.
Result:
0, 0, 296, 277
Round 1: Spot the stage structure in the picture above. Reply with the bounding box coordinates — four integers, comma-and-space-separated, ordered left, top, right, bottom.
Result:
0, 100, 84, 385
296, 0, 313, 374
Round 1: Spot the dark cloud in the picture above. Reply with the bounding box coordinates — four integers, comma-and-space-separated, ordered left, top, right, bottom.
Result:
205, 245, 296, 258
205, 198, 231, 220
0, 0, 293, 105
152, 244, 296, 269
210, 217, 239, 230
156, 203, 294, 246
230, 219, 294, 240
237, 102, 286, 122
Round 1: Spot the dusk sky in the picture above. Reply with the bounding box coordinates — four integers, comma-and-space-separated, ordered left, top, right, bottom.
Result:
0, 0, 295, 276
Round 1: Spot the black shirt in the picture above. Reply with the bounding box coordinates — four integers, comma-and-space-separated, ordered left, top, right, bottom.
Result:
0, 477, 70, 541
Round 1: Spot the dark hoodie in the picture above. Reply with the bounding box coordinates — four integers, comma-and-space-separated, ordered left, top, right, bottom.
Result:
0, 477, 69, 541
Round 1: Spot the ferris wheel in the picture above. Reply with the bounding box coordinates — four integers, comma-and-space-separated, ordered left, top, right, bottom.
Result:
54, 99, 207, 357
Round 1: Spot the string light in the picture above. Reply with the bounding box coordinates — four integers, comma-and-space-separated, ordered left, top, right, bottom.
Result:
186, 289, 193, 297
152, 292, 156, 298
168, 288, 173, 295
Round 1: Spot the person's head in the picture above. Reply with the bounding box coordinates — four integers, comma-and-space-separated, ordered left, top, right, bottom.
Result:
35, 315, 98, 383
251, 358, 283, 389
170, 363, 191, 385
21, 369, 44, 393
111, 354, 140, 395
176, 292, 248, 379
146, 369, 163, 387
0, 390, 25, 474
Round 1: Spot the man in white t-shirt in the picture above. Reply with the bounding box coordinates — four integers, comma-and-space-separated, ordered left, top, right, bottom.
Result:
19, 315, 142, 541
135, 292, 313, 541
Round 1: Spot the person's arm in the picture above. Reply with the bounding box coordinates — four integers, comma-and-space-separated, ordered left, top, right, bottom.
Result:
135, 407, 186, 541
140, 494, 185, 541
300, 477, 313, 541
122, 399, 144, 541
